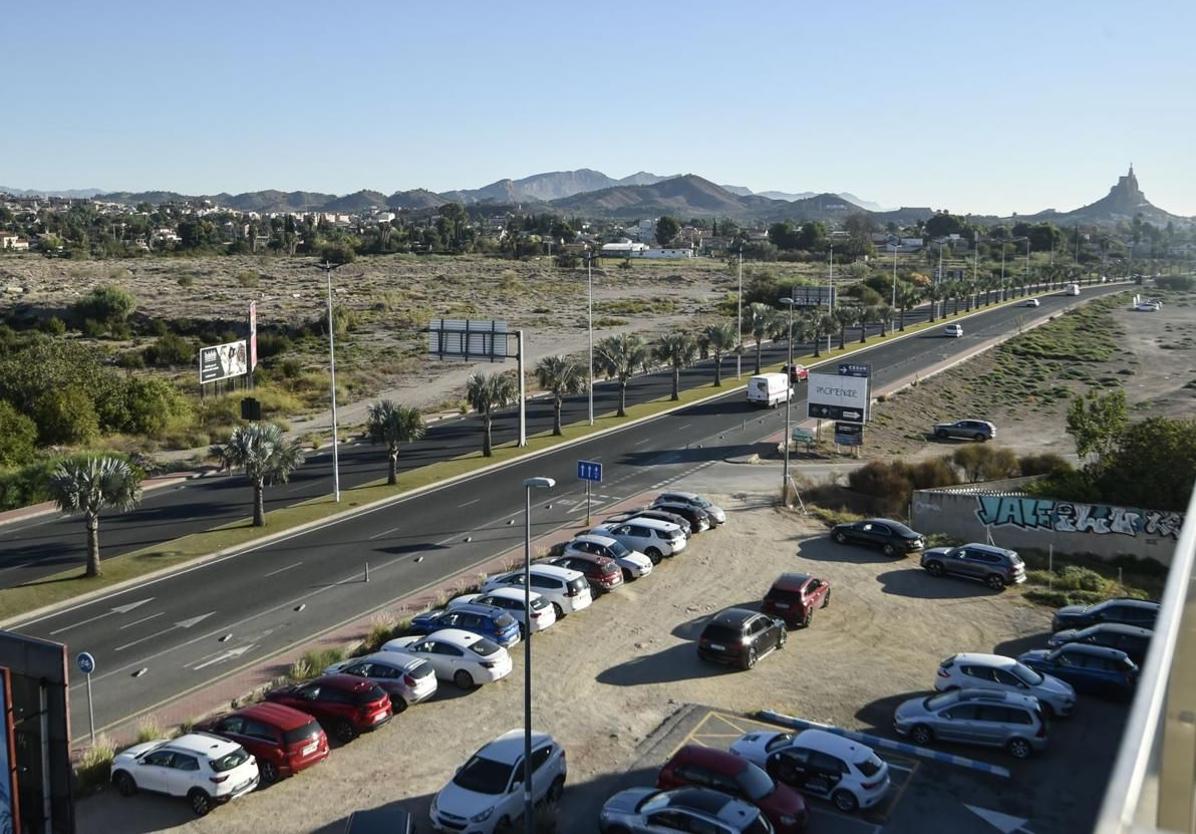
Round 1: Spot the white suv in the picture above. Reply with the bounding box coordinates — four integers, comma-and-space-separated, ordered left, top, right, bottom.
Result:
112, 732, 260, 816
565, 534, 654, 580
450, 588, 558, 636
935, 652, 1076, 717
590, 518, 686, 563
431, 729, 566, 834
483, 564, 592, 618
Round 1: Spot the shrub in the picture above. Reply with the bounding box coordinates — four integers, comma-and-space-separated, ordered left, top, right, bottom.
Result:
0, 399, 37, 467
907, 457, 961, 490
847, 461, 913, 516
1055, 565, 1107, 592
71, 285, 136, 328
75, 737, 116, 794
177, 274, 195, 288
236, 271, 260, 288
255, 331, 293, 360
32, 385, 99, 444
952, 445, 1020, 482
42, 316, 67, 336
1017, 452, 1073, 477
134, 720, 164, 744
143, 332, 195, 367
121, 378, 193, 437
1156, 275, 1195, 291
287, 647, 345, 682
0, 459, 60, 510
115, 350, 145, 369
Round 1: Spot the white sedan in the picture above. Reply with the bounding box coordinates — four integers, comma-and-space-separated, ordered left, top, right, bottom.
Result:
448, 588, 557, 635
1024, 298, 1040, 307
382, 628, 512, 690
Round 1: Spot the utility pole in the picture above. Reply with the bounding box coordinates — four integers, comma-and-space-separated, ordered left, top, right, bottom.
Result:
827, 245, 835, 354
736, 247, 743, 380
891, 242, 898, 330
586, 246, 594, 426
316, 260, 345, 502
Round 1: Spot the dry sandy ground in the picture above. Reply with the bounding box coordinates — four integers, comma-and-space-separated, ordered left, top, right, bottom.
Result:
77, 464, 1049, 834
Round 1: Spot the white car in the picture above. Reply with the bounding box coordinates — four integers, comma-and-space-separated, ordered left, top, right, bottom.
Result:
430, 730, 566, 834
936, 652, 1076, 717
564, 533, 654, 580
1024, 298, 1040, 307
730, 728, 889, 813
482, 564, 592, 618
325, 651, 438, 711
449, 588, 557, 636
654, 490, 727, 525
943, 323, 964, 338
111, 733, 260, 817
590, 518, 686, 563
382, 628, 512, 690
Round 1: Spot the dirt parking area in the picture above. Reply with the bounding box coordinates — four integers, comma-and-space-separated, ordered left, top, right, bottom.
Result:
76, 462, 1120, 834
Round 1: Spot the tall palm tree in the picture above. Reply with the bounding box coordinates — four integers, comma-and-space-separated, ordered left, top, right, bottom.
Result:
895, 285, 919, 331
926, 284, 942, 322
213, 423, 306, 527
366, 399, 425, 485
748, 302, 773, 374
876, 304, 893, 337
48, 455, 142, 578
594, 333, 648, 417
856, 306, 874, 343
833, 306, 855, 350
811, 312, 835, 357
703, 321, 736, 386
535, 355, 585, 435
466, 371, 517, 457
653, 333, 697, 401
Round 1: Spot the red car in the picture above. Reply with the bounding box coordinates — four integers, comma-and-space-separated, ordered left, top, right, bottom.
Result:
783, 363, 809, 383
658, 745, 808, 833
763, 572, 831, 629
264, 674, 391, 743
545, 553, 624, 593
198, 702, 329, 783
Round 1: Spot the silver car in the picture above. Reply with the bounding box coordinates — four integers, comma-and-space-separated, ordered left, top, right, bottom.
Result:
893, 688, 1047, 759
600, 787, 774, 834
935, 653, 1076, 717
325, 652, 437, 711
654, 491, 727, 525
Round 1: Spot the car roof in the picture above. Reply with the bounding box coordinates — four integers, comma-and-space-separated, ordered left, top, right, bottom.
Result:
421, 628, 486, 646
1056, 643, 1132, 659
709, 607, 760, 628
794, 729, 875, 761
936, 688, 1040, 710
1076, 623, 1153, 637
235, 702, 316, 731
771, 572, 813, 591
526, 563, 582, 581
476, 729, 555, 764
434, 602, 503, 619
663, 787, 742, 817
952, 653, 1021, 669
572, 533, 618, 547
658, 491, 698, 500
960, 543, 1016, 557
619, 517, 678, 531
483, 587, 542, 603
165, 732, 241, 756
316, 673, 380, 692
1093, 598, 1158, 611
670, 744, 747, 774
357, 651, 425, 672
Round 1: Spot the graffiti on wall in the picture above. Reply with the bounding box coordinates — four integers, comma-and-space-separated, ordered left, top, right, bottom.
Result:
974, 495, 1183, 540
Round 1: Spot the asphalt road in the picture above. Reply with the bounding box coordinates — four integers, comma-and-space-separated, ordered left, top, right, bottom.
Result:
11, 284, 1128, 739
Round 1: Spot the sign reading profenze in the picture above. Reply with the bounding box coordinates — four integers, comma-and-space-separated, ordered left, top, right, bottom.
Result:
199, 340, 249, 383
807, 372, 869, 424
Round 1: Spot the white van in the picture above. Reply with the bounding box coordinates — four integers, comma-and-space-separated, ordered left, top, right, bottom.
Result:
747, 372, 792, 407
1065, 283, 1080, 296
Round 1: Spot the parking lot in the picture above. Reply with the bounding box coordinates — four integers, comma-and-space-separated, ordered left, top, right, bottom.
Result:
76, 461, 1128, 834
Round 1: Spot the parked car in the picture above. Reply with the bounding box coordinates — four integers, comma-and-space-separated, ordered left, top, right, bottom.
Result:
1046, 623, 1153, 666
604, 507, 698, 537
382, 629, 513, 690
698, 608, 787, 670
541, 550, 625, 593
920, 543, 1026, 591
761, 572, 830, 629
943, 323, 964, 337
1051, 598, 1160, 632
600, 787, 775, 834
830, 518, 925, 557
1017, 644, 1139, 700
449, 588, 557, 637
658, 745, 807, 834
324, 651, 438, 712
409, 604, 521, 647
197, 703, 328, 784
932, 418, 996, 441
344, 806, 412, 834
635, 501, 713, 535
430, 730, 566, 834
730, 729, 889, 814
111, 732, 260, 817
590, 517, 687, 563
482, 564, 593, 618
564, 533, 654, 581
264, 674, 392, 743
1024, 298, 1041, 307
892, 689, 1047, 759
935, 652, 1076, 717
654, 491, 727, 525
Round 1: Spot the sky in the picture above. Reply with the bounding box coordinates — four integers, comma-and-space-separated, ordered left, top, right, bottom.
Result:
4, 0, 1194, 216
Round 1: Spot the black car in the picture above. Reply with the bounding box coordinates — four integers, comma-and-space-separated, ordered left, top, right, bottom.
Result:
697, 608, 786, 670
646, 501, 714, 535
344, 807, 412, 834
830, 518, 924, 557
604, 506, 699, 536
1051, 598, 1159, 633
1046, 623, 1153, 666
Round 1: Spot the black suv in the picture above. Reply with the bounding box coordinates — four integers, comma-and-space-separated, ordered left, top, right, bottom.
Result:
697, 608, 786, 670
920, 544, 1025, 591
932, 419, 996, 441
647, 501, 714, 534
1051, 598, 1159, 632
831, 518, 925, 557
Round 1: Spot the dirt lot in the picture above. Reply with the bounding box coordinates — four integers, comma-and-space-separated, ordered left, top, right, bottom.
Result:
76, 462, 1059, 834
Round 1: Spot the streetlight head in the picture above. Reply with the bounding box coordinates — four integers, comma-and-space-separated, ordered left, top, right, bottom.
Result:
523, 476, 555, 489
780, 298, 795, 305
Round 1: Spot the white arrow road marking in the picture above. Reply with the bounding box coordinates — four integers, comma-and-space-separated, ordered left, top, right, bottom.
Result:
119, 612, 165, 630
965, 804, 1032, 834
190, 644, 257, 672
263, 561, 303, 577
115, 612, 216, 652
49, 598, 155, 635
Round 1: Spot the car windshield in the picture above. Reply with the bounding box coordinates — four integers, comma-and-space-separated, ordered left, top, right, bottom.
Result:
856, 754, 884, 777
924, 692, 957, 711
352, 684, 385, 704
608, 540, 631, 557
210, 748, 250, 772
890, 522, 918, 537
469, 638, 501, 657
453, 755, 513, 795
1012, 662, 1044, 686
764, 733, 793, 753
691, 496, 712, 508
739, 763, 776, 801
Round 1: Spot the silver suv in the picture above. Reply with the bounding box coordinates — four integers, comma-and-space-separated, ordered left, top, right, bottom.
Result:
893, 689, 1047, 759
920, 543, 1025, 591
932, 419, 996, 441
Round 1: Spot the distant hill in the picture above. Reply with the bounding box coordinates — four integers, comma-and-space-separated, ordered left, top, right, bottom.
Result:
441, 169, 618, 204
0, 186, 104, 199
616, 171, 676, 187
321, 190, 389, 212
1012, 167, 1192, 227
388, 189, 446, 210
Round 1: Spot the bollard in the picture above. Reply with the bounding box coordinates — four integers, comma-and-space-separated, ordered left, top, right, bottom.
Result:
365, 561, 370, 583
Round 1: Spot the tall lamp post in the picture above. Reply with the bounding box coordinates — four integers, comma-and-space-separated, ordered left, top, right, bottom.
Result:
585, 246, 594, 426
316, 260, 345, 502
826, 244, 835, 354
521, 475, 555, 834
780, 296, 798, 504
890, 241, 898, 330
736, 246, 743, 380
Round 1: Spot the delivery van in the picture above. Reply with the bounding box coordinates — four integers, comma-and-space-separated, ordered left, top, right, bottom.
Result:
747, 373, 792, 407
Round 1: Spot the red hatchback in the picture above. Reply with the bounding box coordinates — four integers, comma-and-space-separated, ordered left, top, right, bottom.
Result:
762, 572, 831, 629
199, 702, 328, 783
546, 553, 624, 593
658, 745, 808, 833
264, 674, 391, 743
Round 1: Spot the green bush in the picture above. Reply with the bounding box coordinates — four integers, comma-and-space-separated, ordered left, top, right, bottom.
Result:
236, 271, 260, 288
256, 331, 293, 360
1055, 565, 1107, 592
952, 445, 1020, 482
32, 386, 99, 444
143, 332, 195, 367
1017, 452, 1073, 477
121, 378, 193, 437
74, 737, 116, 795
847, 461, 914, 516
0, 400, 37, 467
42, 316, 67, 336
907, 457, 961, 490
1156, 276, 1195, 291
71, 285, 136, 329
115, 350, 145, 369
287, 647, 345, 682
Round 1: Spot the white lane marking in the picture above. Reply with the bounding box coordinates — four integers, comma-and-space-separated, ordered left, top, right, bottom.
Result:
263, 561, 303, 577
458, 498, 480, 508
114, 611, 217, 652
633, 438, 652, 446
368, 527, 400, 541
48, 597, 155, 635
676, 423, 692, 430
191, 644, 257, 672
119, 612, 165, 630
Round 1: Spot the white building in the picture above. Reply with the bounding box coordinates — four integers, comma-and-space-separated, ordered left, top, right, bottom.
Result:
601, 240, 649, 257
0, 232, 29, 251
640, 247, 694, 259
636, 218, 656, 242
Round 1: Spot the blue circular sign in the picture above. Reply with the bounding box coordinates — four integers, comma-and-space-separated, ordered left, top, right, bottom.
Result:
76, 652, 96, 675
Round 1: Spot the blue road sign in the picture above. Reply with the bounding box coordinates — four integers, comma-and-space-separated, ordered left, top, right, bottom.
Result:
577, 460, 603, 483
838, 362, 871, 378
76, 651, 96, 675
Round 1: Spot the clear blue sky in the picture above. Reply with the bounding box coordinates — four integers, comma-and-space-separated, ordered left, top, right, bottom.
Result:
4, 0, 1193, 216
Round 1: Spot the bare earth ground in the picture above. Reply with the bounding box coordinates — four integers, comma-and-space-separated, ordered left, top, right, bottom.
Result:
77, 465, 1052, 834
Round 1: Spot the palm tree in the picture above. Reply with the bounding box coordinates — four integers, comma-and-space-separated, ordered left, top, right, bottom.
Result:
48, 455, 142, 578
466, 371, 517, 457
748, 302, 773, 374
876, 304, 893, 337
653, 333, 697, 401
895, 285, 919, 331
535, 355, 585, 435
213, 423, 306, 527
703, 322, 736, 386
811, 312, 835, 357
594, 334, 648, 417
833, 306, 855, 350
856, 306, 874, 343
366, 400, 425, 485
926, 284, 942, 322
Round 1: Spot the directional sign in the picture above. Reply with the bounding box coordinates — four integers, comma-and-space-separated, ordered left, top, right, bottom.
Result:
792, 427, 816, 444
808, 403, 865, 422
808, 371, 870, 425
76, 652, 96, 675
577, 460, 603, 483
838, 362, 871, 378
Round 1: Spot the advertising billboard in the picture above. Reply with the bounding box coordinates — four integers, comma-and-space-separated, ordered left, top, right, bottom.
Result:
834, 422, 864, 446
248, 302, 258, 371
807, 372, 870, 424
0, 668, 18, 834
199, 340, 248, 384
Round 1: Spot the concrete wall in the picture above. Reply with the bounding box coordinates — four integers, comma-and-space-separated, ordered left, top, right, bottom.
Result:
911, 489, 1184, 566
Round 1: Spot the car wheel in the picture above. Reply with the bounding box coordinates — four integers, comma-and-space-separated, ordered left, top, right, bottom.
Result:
802, 608, 814, 628
975, 433, 988, 442
259, 759, 280, 784
548, 776, 565, 804
552, 602, 566, 620
494, 816, 514, 834
1006, 738, 1033, 759
832, 789, 860, 813
188, 788, 213, 817
644, 547, 662, 565
935, 428, 948, 439
883, 543, 896, 557
925, 561, 944, 577
622, 568, 634, 582
113, 771, 137, 797
910, 724, 933, 745
821, 589, 831, 608
986, 574, 1006, 591
454, 669, 476, 690
333, 718, 357, 744
742, 647, 758, 670
391, 696, 409, 714
776, 629, 787, 649
833, 531, 848, 544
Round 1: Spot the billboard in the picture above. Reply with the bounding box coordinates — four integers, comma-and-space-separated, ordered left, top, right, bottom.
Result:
807, 372, 869, 424
785, 286, 837, 307
0, 668, 17, 834
248, 302, 258, 371
199, 340, 248, 384
834, 422, 864, 446
426, 319, 512, 362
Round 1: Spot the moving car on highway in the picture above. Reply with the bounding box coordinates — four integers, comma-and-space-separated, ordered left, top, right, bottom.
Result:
830, 518, 925, 556
934, 652, 1076, 717
698, 608, 787, 670
932, 418, 996, 441
1051, 598, 1159, 632
383, 629, 513, 690
563, 533, 654, 580
409, 604, 521, 648
920, 543, 1026, 591
943, 323, 964, 337
1017, 643, 1139, 700
761, 572, 830, 629
747, 373, 793, 408
112, 732, 260, 817
449, 588, 557, 636
264, 674, 392, 743
198, 703, 328, 784
654, 491, 727, 525
482, 564, 593, 619
600, 787, 775, 834
1024, 298, 1041, 307
893, 689, 1047, 759
1046, 623, 1153, 666
324, 651, 438, 712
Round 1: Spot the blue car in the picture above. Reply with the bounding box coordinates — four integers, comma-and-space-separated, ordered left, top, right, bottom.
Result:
409, 604, 521, 648
1018, 643, 1138, 700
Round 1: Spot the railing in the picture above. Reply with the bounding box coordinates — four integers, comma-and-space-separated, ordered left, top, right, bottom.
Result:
1096, 485, 1196, 833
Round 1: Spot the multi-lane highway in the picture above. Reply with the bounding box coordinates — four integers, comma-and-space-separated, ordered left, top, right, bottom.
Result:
9, 284, 1128, 739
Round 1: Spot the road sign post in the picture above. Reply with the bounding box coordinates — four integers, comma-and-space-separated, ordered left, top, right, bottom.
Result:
76, 652, 96, 745
577, 460, 602, 524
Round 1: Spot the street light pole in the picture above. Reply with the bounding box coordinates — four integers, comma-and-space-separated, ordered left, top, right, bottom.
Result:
827, 245, 835, 354
586, 247, 594, 426
316, 260, 345, 502
780, 296, 796, 504
891, 242, 898, 330
736, 248, 743, 380
521, 476, 555, 834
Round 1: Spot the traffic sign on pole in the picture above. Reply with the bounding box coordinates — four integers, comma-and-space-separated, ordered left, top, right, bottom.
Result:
76, 652, 95, 675
77, 652, 97, 745
577, 460, 603, 482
